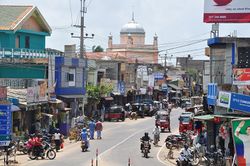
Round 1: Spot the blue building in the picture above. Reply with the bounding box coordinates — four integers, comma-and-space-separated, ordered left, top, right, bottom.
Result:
54, 56, 86, 136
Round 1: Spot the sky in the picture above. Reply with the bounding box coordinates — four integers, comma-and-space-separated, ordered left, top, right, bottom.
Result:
1, 0, 250, 64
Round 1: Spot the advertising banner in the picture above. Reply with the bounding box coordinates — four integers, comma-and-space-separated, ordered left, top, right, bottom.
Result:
232, 118, 250, 166
217, 91, 231, 108
233, 68, 250, 85
204, 0, 250, 23
230, 93, 250, 113
207, 83, 218, 105
0, 105, 12, 146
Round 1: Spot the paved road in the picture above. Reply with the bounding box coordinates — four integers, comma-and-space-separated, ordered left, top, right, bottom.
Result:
16, 108, 183, 166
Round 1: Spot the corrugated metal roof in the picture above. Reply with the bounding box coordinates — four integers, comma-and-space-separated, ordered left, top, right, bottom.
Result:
7, 88, 27, 103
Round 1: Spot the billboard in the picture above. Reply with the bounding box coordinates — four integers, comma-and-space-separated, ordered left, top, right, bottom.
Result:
217, 91, 231, 108
232, 118, 250, 166
204, 0, 250, 23
233, 68, 250, 85
207, 83, 218, 105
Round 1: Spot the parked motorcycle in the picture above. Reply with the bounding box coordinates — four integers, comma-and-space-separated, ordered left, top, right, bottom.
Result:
204, 146, 225, 166
29, 141, 56, 160
16, 139, 28, 154
176, 145, 199, 166
81, 140, 88, 152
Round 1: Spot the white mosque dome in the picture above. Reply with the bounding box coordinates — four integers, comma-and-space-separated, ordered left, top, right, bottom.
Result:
120, 19, 145, 35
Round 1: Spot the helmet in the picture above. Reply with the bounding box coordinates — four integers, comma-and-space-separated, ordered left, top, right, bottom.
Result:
82, 128, 87, 132
144, 132, 148, 137
184, 144, 188, 150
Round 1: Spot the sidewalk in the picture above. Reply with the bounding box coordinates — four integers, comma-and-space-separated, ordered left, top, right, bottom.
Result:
158, 145, 181, 166
0, 138, 73, 166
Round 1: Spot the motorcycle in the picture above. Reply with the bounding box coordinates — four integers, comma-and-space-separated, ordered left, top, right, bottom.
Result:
81, 140, 88, 152
204, 148, 224, 166
16, 139, 28, 154
176, 147, 199, 166
29, 141, 56, 160
141, 140, 151, 158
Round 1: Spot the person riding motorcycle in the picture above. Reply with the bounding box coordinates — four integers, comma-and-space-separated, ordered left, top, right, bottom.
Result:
177, 144, 192, 164
81, 128, 89, 150
140, 132, 152, 153
152, 125, 160, 145
33, 134, 44, 158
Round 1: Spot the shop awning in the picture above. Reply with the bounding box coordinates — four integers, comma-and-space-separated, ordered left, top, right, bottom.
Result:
194, 114, 215, 120
168, 84, 182, 90
11, 105, 21, 112
48, 99, 63, 104
41, 113, 53, 118
59, 95, 85, 99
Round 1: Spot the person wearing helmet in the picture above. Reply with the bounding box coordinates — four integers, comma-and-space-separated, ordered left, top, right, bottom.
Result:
140, 132, 152, 153
81, 128, 89, 149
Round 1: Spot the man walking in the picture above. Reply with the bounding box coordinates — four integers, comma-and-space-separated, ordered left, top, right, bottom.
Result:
88, 120, 96, 140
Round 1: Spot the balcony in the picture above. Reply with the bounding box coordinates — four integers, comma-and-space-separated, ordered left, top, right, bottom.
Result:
0, 48, 63, 59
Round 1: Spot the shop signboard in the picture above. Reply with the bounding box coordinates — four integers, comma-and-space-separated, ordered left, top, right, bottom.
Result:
233, 68, 250, 85
118, 81, 125, 95
217, 91, 231, 108
154, 72, 164, 80
232, 118, 250, 166
0, 105, 12, 146
207, 83, 218, 105
204, 0, 250, 23
230, 93, 250, 113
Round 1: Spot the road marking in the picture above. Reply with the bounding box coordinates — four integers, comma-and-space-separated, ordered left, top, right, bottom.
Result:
98, 126, 152, 159
156, 130, 178, 166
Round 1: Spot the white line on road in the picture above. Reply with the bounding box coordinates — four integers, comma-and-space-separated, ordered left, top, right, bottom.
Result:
98, 126, 152, 159
156, 130, 178, 166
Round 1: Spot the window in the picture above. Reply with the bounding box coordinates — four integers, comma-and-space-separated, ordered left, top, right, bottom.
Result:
25, 36, 30, 48
15, 35, 20, 48
67, 68, 76, 86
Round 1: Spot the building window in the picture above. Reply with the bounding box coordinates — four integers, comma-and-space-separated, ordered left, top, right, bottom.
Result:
15, 35, 20, 48
25, 36, 30, 48
67, 68, 76, 86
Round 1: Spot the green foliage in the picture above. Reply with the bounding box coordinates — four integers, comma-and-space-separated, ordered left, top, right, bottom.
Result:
86, 84, 113, 103
92, 45, 104, 52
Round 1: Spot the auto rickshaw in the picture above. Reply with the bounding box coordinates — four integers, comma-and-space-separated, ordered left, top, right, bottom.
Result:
178, 112, 194, 133
155, 110, 170, 132
104, 105, 125, 122
132, 103, 145, 118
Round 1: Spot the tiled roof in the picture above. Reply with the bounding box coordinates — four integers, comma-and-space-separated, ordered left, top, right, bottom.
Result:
0, 5, 33, 30
0, 5, 51, 34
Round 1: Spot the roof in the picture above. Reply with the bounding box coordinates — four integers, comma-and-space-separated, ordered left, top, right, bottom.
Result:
120, 20, 145, 35
86, 52, 127, 61
168, 84, 182, 90
0, 5, 51, 34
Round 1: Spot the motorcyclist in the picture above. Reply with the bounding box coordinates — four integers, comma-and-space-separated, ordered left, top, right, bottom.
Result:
140, 132, 152, 153
33, 134, 44, 158
152, 125, 160, 145
81, 128, 89, 150
177, 144, 192, 164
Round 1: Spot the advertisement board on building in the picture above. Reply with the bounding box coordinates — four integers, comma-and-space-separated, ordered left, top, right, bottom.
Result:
207, 83, 218, 105
232, 118, 250, 166
204, 0, 250, 23
230, 93, 250, 113
233, 68, 250, 85
217, 91, 231, 108
0, 105, 12, 146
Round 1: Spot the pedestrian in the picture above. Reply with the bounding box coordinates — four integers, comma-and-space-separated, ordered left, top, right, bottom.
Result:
54, 128, 61, 152
95, 120, 103, 139
88, 120, 96, 140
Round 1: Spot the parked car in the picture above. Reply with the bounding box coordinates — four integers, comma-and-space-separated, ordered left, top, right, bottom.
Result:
104, 105, 125, 122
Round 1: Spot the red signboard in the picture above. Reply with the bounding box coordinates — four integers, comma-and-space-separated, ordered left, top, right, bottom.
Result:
0, 87, 7, 99
233, 68, 250, 85
204, 0, 250, 23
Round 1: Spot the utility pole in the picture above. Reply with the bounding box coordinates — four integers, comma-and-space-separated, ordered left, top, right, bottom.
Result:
71, 0, 94, 87
164, 52, 167, 80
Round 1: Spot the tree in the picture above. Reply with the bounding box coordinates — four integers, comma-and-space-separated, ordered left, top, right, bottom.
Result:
92, 45, 104, 52
86, 84, 113, 104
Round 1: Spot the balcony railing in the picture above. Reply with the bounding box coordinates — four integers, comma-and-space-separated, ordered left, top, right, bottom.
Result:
0, 48, 63, 59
